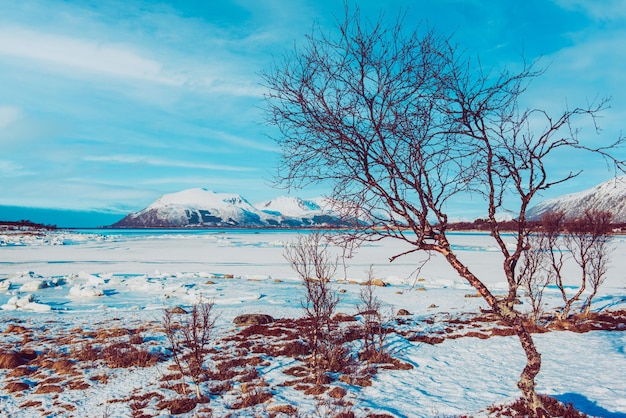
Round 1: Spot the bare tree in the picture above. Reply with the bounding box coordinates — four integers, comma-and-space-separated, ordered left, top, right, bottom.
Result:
163, 300, 217, 399
561, 210, 613, 317
581, 212, 613, 314
357, 266, 391, 362
517, 232, 553, 324
263, 6, 625, 415
284, 232, 347, 383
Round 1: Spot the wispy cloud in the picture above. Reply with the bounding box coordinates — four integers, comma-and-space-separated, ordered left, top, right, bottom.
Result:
0, 160, 34, 177
554, 0, 626, 21
83, 155, 257, 172
0, 106, 21, 130
0, 27, 182, 85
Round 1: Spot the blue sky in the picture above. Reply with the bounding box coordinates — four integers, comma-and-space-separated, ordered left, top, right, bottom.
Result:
1, 0, 625, 224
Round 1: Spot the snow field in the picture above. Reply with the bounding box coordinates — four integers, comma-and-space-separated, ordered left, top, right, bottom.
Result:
0, 229, 625, 417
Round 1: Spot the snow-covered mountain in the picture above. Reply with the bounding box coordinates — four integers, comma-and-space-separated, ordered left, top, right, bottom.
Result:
527, 176, 626, 222
112, 189, 349, 228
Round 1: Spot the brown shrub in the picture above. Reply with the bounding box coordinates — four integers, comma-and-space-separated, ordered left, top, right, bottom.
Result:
304, 385, 328, 395
210, 380, 232, 394
268, 404, 298, 415
73, 343, 100, 362
4, 381, 30, 393
0, 350, 28, 368
19, 400, 42, 408
54, 402, 76, 412
90, 374, 109, 384
328, 386, 347, 399
231, 387, 273, 409
4, 324, 29, 334
488, 395, 587, 417
157, 398, 198, 415
103, 342, 161, 368
160, 382, 190, 395
96, 327, 129, 340
8, 366, 36, 377
39, 377, 64, 385
160, 372, 183, 382
270, 340, 310, 357
47, 359, 77, 375
66, 379, 90, 390
407, 335, 444, 345
129, 333, 144, 345
283, 365, 309, 378
238, 368, 259, 383
34, 384, 63, 394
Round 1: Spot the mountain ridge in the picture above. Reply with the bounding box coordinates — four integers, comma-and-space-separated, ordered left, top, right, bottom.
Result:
111, 189, 349, 228
527, 176, 626, 222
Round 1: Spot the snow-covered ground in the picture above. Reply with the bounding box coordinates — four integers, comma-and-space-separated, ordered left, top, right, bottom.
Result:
1, 229, 625, 417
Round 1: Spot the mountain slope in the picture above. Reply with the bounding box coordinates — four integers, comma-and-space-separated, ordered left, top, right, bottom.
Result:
113, 189, 271, 227
112, 189, 349, 228
527, 176, 626, 222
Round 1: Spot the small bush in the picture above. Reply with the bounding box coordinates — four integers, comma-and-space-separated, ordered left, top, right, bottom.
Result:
230, 386, 273, 409
157, 398, 199, 415
103, 342, 161, 368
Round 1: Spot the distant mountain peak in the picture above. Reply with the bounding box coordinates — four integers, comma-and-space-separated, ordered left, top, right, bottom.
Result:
111, 189, 351, 228
528, 176, 626, 222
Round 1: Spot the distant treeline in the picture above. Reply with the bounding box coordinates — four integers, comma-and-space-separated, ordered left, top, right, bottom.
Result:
447, 218, 626, 233
0, 220, 57, 230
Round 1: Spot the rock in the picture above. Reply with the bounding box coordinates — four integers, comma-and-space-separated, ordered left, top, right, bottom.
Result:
233, 313, 274, 326
205, 280, 216, 285
397, 309, 411, 316
428, 304, 438, 309
464, 293, 481, 298
338, 289, 347, 294
360, 278, 387, 287
169, 306, 188, 314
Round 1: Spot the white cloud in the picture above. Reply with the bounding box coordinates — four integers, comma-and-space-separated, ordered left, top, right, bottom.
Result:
0, 106, 21, 130
0, 160, 34, 177
554, 0, 626, 21
0, 27, 183, 85
83, 155, 257, 172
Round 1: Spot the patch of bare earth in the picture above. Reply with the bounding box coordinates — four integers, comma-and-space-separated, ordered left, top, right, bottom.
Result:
1, 310, 624, 416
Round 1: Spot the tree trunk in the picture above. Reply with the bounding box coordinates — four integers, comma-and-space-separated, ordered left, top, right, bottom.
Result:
505, 308, 548, 417
441, 248, 548, 416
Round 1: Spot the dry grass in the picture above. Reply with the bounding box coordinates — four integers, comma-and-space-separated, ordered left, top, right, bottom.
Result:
157, 397, 199, 415
103, 342, 161, 368
230, 386, 273, 409
2, 308, 616, 417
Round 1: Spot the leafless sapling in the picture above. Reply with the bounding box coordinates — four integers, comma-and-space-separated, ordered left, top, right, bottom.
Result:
163, 300, 217, 400
517, 232, 553, 324
357, 266, 391, 363
283, 232, 349, 383
561, 210, 613, 317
